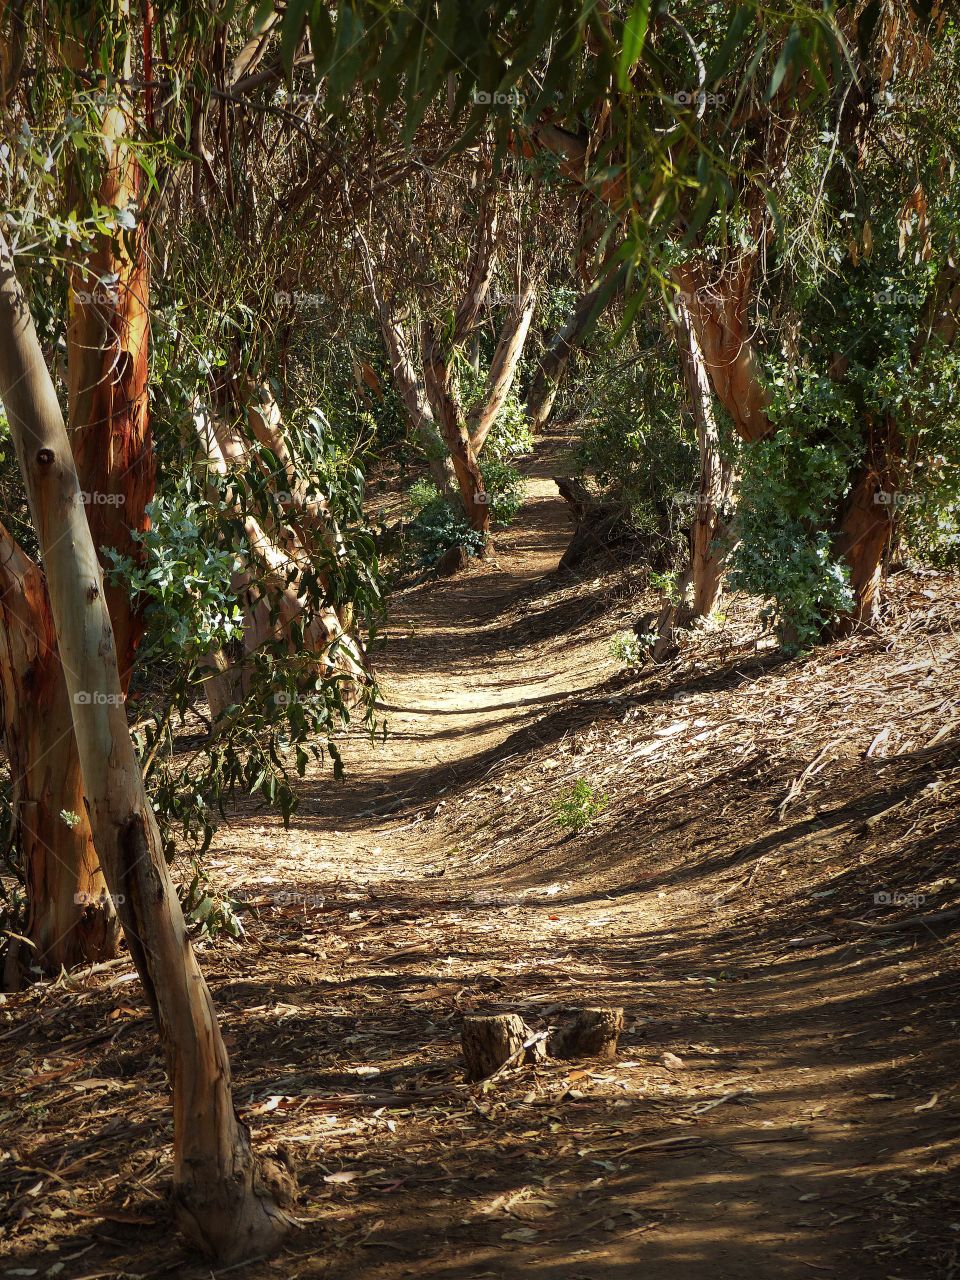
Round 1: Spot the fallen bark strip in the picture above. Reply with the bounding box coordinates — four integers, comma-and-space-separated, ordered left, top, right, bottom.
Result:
839, 908, 960, 933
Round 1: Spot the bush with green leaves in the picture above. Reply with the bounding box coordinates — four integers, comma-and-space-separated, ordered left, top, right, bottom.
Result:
729, 372, 861, 648
563, 311, 698, 565
553, 780, 609, 834
611, 630, 644, 667
407, 488, 486, 566
479, 455, 525, 525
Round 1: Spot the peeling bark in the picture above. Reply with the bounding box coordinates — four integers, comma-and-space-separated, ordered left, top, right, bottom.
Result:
674, 260, 772, 444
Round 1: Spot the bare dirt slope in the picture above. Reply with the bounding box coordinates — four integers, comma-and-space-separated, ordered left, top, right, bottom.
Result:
2, 431, 959, 1280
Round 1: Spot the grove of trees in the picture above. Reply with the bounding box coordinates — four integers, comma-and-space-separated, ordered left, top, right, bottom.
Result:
0, 0, 957, 1263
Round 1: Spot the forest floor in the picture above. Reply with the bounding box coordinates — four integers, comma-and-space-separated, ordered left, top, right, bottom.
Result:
2, 431, 960, 1280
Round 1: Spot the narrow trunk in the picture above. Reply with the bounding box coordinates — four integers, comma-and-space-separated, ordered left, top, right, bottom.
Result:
356, 230, 460, 503
193, 399, 363, 721
645, 289, 735, 660
832, 415, 902, 631
422, 329, 490, 534
468, 273, 538, 451
833, 270, 960, 629
0, 230, 291, 1263
676, 289, 735, 617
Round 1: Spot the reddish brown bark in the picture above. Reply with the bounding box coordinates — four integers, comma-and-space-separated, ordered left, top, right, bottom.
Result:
674, 260, 772, 444
0, 527, 119, 972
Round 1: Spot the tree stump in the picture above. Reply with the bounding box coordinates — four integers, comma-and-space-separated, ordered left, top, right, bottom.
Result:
461, 1013, 542, 1081
435, 543, 470, 577
549, 1007, 624, 1060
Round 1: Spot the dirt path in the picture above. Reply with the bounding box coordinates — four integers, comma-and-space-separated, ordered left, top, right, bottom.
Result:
2, 433, 957, 1280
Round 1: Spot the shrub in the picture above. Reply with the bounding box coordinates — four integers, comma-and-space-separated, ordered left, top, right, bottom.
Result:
408, 493, 486, 566
553, 780, 609, 833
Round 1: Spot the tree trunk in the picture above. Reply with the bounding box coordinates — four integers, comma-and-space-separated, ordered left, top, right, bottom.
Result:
192, 397, 364, 722
675, 260, 772, 444
832, 415, 902, 631
0, 230, 292, 1263
422, 329, 490, 534
355, 230, 460, 504
468, 272, 538, 450
0, 528, 119, 971
832, 270, 960, 630
675, 287, 735, 617
5, 26, 155, 971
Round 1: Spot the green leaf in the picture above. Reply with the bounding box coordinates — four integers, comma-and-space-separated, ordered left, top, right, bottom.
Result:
617, 0, 650, 91
280, 0, 313, 76
767, 23, 801, 101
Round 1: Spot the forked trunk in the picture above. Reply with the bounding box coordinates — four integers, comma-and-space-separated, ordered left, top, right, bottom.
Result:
422, 330, 490, 534
0, 231, 291, 1262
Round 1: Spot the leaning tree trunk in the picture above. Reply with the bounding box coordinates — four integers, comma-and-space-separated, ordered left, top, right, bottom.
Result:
526, 268, 621, 433
359, 242, 460, 504
0, 230, 291, 1263
192, 394, 363, 721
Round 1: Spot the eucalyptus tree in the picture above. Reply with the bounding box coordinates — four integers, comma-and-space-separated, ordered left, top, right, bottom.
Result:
270, 0, 958, 642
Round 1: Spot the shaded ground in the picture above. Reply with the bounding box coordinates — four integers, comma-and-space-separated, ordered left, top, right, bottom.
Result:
2, 431, 959, 1279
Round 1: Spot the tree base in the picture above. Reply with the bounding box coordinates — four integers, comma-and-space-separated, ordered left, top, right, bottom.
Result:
174, 1145, 298, 1264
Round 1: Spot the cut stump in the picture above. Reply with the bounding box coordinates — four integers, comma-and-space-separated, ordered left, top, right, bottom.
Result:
461, 1013, 543, 1081
436, 544, 470, 577
549, 1006, 624, 1060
